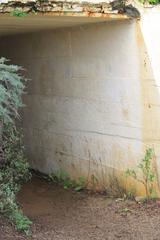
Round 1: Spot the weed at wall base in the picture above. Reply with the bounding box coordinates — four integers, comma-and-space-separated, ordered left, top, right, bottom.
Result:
49, 169, 86, 192
125, 148, 157, 199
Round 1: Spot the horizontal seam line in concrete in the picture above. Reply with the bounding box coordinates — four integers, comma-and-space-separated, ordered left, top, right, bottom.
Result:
25, 93, 143, 104
49, 129, 143, 141
25, 127, 143, 142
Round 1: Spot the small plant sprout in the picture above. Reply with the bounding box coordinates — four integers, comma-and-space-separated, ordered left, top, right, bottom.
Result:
121, 208, 132, 213
125, 148, 156, 199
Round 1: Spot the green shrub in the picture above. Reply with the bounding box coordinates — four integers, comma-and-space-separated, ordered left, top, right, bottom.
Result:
125, 148, 156, 199
0, 58, 32, 233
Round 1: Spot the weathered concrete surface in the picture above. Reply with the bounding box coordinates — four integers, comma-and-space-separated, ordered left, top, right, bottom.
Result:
0, 19, 146, 194
0, 15, 130, 36
0, 6, 160, 195
139, 7, 160, 192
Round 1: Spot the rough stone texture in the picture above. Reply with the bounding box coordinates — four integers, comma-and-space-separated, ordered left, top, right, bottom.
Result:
0, 0, 140, 18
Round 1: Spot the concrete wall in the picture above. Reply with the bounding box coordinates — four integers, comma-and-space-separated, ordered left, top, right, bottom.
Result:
0, 19, 158, 194
139, 8, 160, 191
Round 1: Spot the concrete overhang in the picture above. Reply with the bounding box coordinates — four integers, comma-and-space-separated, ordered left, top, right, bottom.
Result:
0, 0, 140, 36
0, 14, 130, 36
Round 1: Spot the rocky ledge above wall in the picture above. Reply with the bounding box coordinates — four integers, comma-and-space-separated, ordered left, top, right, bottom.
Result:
0, 0, 140, 18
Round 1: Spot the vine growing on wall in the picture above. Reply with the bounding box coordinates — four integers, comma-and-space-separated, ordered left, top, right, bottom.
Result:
0, 58, 32, 234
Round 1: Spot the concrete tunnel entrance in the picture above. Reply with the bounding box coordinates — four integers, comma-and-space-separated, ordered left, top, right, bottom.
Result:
0, 14, 144, 191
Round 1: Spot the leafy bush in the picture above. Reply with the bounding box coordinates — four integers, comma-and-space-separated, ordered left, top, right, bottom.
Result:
0, 58, 32, 233
125, 148, 156, 199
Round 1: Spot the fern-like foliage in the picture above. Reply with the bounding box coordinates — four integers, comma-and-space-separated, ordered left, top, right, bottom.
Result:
0, 58, 26, 123
0, 58, 32, 234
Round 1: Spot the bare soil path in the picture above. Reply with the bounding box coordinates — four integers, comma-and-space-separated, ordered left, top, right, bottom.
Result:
1, 176, 160, 240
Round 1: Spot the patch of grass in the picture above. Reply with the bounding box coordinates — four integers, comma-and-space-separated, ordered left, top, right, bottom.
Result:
49, 170, 86, 192
11, 10, 28, 17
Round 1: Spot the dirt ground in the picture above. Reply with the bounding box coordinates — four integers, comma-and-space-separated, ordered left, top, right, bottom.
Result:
1, 176, 160, 240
